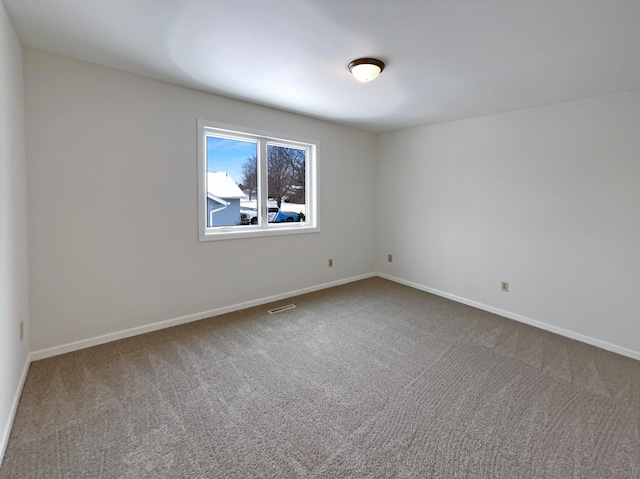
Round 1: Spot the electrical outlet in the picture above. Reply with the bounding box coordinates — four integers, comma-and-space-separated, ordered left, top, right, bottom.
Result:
388, 254, 393, 263
501, 281, 509, 292
20, 321, 24, 341
328, 259, 333, 267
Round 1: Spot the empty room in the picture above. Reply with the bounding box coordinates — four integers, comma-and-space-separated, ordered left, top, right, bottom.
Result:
1, 1, 639, 477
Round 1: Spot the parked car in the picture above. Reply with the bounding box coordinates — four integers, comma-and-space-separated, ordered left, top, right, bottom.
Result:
240, 207, 301, 224
240, 208, 258, 225
268, 207, 300, 223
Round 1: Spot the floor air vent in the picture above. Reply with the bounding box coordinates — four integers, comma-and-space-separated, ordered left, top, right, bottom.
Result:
268, 304, 296, 314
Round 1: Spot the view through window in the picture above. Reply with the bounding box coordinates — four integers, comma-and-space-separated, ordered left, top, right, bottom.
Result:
198, 121, 316, 240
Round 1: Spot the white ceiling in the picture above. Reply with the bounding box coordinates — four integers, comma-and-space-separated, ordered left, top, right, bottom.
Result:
5, 0, 640, 132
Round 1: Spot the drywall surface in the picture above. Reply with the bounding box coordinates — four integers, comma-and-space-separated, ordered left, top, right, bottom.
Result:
25, 50, 376, 352
377, 89, 640, 356
0, 0, 29, 462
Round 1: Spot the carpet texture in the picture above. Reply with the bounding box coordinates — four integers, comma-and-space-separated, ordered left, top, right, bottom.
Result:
1, 278, 639, 478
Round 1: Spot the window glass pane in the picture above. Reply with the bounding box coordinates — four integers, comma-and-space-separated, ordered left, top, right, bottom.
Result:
206, 136, 257, 227
267, 144, 306, 223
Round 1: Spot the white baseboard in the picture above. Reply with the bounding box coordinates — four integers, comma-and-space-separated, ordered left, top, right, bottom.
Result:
30, 273, 376, 361
24, 269, 640, 364
30, 271, 640, 362
0, 355, 30, 467
378, 273, 640, 361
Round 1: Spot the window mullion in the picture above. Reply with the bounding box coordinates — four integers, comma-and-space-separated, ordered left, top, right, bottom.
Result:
258, 139, 269, 228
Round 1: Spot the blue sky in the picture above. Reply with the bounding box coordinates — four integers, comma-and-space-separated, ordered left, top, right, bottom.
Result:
206, 136, 257, 185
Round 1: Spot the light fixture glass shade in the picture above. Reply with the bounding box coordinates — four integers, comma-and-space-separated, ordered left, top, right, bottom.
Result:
348, 58, 385, 82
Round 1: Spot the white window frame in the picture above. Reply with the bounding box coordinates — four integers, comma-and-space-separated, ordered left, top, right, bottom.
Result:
198, 119, 319, 241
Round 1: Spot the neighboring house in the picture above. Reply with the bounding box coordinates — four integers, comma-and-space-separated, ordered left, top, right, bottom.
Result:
207, 172, 245, 227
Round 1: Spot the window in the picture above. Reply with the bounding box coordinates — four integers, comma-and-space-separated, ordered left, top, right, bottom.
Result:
198, 120, 318, 240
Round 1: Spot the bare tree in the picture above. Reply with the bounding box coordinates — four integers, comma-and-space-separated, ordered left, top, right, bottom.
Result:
288, 153, 306, 204
241, 148, 305, 207
240, 156, 258, 200
268, 146, 305, 207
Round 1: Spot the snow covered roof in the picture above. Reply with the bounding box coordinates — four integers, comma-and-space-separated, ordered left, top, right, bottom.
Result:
207, 172, 245, 199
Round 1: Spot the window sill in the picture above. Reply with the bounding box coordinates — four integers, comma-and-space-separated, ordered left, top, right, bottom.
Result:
199, 223, 319, 242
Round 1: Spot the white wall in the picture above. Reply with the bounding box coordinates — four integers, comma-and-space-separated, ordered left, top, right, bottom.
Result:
19, 34, 640, 367
377, 89, 640, 357
25, 50, 376, 353
0, 0, 29, 462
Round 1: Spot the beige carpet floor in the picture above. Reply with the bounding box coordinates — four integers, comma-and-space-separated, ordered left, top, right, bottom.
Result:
1, 277, 639, 478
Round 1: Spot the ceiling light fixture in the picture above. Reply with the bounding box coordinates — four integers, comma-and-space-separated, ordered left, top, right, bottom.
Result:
348, 58, 385, 82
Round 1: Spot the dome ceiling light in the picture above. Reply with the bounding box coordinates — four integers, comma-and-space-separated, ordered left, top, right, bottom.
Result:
348, 58, 385, 82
